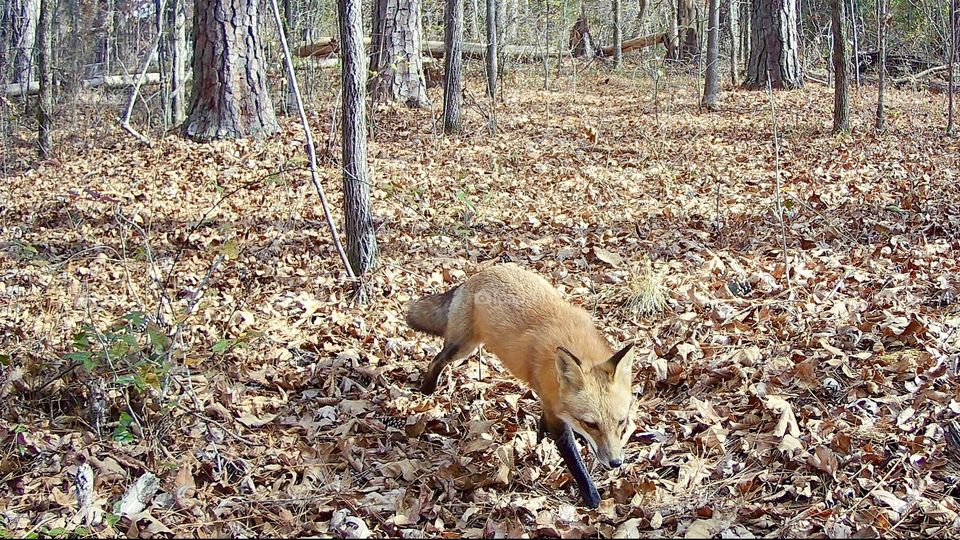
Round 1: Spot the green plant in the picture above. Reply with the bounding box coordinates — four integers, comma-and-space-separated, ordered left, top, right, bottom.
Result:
64, 310, 173, 443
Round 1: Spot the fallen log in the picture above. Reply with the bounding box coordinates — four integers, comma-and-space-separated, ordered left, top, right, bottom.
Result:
598, 32, 666, 56
295, 37, 560, 62
3, 81, 39, 96
422, 40, 557, 61
5, 73, 185, 96
891, 63, 952, 85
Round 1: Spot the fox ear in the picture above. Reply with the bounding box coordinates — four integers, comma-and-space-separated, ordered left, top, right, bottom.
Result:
606, 342, 636, 383
556, 347, 586, 389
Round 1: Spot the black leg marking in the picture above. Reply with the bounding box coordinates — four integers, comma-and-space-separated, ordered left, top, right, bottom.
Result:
419, 342, 462, 394
555, 426, 600, 508
541, 415, 600, 509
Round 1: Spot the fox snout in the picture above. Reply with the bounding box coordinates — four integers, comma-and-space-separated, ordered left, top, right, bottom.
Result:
583, 435, 624, 469
597, 446, 625, 469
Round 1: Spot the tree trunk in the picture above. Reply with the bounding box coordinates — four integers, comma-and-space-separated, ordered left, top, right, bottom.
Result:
677, 0, 698, 62
739, 1, 750, 72
875, 0, 885, 131
9, 0, 39, 84
183, 0, 279, 141
369, 0, 430, 107
95, 0, 114, 75
569, 5, 595, 59
284, 0, 298, 113
168, 0, 187, 124
950, 0, 957, 136
729, 0, 739, 85
36, 0, 52, 157
832, 0, 849, 134
485, 0, 497, 97
849, 0, 860, 87
745, 0, 803, 90
338, 0, 378, 276
442, 0, 463, 134
667, 0, 679, 60
612, 0, 622, 67
702, 0, 720, 109
635, 0, 648, 32
467, 0, 480, 40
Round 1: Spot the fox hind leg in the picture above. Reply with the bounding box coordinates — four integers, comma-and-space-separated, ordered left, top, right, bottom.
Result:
419, 340, 478, 394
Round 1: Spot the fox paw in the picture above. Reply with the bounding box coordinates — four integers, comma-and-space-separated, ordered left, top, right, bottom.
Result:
582, 487, 601, 509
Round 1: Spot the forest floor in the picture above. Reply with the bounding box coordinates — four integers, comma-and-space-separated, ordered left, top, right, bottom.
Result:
2, 65, 960, 538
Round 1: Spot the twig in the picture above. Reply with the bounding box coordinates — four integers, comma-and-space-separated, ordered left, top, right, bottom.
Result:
765, 73, 791, 290
268, 0, 355, 280
117, 0, 168, 147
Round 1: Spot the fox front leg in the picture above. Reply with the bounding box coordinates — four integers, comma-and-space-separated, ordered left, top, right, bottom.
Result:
541, 413, 601, 508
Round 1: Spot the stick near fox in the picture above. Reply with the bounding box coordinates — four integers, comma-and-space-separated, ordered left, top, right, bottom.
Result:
406, 264, 636, 508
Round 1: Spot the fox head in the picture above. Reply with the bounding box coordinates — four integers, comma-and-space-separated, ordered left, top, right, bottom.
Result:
555, 343, 636, 469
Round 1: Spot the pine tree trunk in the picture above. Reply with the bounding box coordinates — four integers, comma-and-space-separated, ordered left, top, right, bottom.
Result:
168, 0, 187, 124
10, 0, 39, 84
183, 0, 279, 141
832, 0, 849, 133
338, 0, 378, 276
442, 0, 463, 134
485, 0, 497, 97
875, 0, 885, 131
746, 0, 803, 90
612, 0, 622, 67
702, 0, 720, 109
569, 5, 595, 59
370, 0, 430, 107
36, 0, 52, 157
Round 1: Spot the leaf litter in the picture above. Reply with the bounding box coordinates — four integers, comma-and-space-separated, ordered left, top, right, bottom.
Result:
1, 68, 960, 537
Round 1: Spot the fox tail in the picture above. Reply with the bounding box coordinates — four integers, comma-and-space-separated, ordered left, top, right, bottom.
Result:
405, 285, 461, 337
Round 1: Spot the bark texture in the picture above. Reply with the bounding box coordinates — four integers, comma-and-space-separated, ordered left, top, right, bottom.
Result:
370, 0, 430, 107
168, 0, 187, 124
702, 0, 720, 109
875, 0, 885, 130
676, 0, 698, 61
183, 0, 279, 141
832, 0, 849, 133
36, 0, 51, 157
338, 0, 378, 275
634, 0, 648, 31
729, 0, 740, 85
485, 0, 497, 97
612, 0, 622, 67
745, 0, 803, 90
950, 0, 957, 135
7, 0, 39, 84
442, 0, 464, 134
569, 6, 595, 59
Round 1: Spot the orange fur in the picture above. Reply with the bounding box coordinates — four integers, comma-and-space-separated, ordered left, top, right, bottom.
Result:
408, 263, 635, 468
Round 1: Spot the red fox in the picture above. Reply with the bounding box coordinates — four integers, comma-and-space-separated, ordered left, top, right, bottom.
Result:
406, 263, 635, 508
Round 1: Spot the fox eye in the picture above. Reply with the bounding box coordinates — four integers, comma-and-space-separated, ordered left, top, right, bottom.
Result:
618, 419, 627, 428
581, 420, 600, 431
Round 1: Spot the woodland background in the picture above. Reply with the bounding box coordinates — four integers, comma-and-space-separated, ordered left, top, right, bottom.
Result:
2, 0, 960, 538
